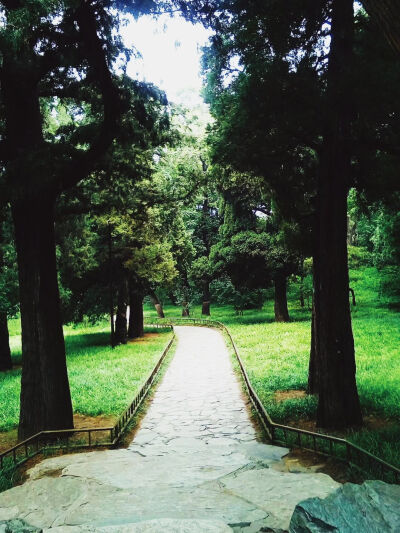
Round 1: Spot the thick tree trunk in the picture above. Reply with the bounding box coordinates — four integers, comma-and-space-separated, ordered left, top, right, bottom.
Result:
115, 276, 128, 345
307, 300, 319, 394
149, 290, 165, 318
314, 0, 362, 429
0, 313, 12, 371
274, 275, 289, 322
201, 281, 211, 316
128, 289, 144, 339
12, 199, 73, 439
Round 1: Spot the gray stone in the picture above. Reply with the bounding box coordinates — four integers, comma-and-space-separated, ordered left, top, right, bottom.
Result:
237, 442, 289, 464
221, 468, 339, 531
0, 520, 42, 533
46, 519, 233, 532
289, 480, 400, 532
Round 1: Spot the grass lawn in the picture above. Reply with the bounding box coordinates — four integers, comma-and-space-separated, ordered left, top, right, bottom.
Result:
144, 267, 400, 469
0, 321, 173, 434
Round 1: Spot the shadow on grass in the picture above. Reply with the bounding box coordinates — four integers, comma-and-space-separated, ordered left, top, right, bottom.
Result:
66, 332, 111, 353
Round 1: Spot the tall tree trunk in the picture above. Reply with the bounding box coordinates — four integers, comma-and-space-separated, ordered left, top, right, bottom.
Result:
274, 274, 290, 322
0, 313, 12, 371
12, 199, 73, 439
128, 288, 144, 339
115, 275, 128, 345
201, 281, 211, 316
108, 223, 115, 348
149, 290, 165, 318
307, 299, 318, 394
314, 0, 362, 429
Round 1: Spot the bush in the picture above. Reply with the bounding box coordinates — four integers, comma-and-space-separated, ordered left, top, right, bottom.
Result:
347, 246, 372, 270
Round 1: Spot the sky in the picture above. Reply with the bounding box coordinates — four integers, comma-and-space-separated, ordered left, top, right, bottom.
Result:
119, 14, 213, 106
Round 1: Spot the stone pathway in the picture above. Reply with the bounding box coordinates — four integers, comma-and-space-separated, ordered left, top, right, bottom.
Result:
0, 326, 340, 533
129, 326, 257, 452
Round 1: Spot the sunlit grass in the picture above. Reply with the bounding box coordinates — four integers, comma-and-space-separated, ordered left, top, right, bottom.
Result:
0, 321, 172, 432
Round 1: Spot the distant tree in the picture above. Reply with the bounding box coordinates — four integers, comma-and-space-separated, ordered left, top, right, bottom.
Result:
188, 188, 221, 315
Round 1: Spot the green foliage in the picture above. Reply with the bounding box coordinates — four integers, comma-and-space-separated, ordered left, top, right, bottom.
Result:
190, 256, 213, 284
347, 245, 372, 270
125, 241, 176, 285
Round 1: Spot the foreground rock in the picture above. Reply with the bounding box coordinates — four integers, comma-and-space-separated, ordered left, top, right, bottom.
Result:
0, 444, 339, 532
47, 519, 233, 532
0, 520, 41, 533
290, 480, 400, 532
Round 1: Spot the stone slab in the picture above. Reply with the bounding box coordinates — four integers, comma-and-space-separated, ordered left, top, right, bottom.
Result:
289, 480, 400, 532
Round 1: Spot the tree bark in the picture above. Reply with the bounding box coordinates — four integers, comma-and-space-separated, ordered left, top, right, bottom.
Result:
201, 281, 211, 316
362, 0, 400, 55
181, 301, 190, 317
149, 290, 165, 318
12, 199, 73, 439
0, 313, 12, 371
115, 275, 128, 345
274, 274, 290, 322
128, 288, 144, 339
314, 0, 362, 429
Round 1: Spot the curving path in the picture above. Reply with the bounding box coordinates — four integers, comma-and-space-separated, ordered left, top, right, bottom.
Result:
0, 326, 340, 533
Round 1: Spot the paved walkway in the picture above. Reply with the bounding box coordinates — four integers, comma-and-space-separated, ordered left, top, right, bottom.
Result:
129, 326, 257, 452
0, 327, 340, 533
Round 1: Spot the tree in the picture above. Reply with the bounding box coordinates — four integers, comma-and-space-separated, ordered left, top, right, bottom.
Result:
126, 239, 176, 335
188, 186, 221, 316
199, 0, 364, 428
312, 0, 362, 428
0, 1, 122, 438
0, 0, 174, 438
207, 171, 302, 321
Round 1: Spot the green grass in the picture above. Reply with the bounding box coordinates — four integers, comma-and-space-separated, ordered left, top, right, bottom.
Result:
144, 267, 400, 470
0, 321, 172, 432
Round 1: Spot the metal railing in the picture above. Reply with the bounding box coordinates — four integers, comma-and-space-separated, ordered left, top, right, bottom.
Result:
147, 316, 400, 484
0, 326, 174, 479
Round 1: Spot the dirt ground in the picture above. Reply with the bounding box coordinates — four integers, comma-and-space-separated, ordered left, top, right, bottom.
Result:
0, 413, 117, 455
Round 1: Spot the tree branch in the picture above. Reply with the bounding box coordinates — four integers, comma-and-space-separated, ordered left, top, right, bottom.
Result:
57, 2, 125, 192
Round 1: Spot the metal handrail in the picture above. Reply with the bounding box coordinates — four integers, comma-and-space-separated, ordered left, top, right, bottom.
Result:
146, 316, 400, 484
0, 325, 174, 477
